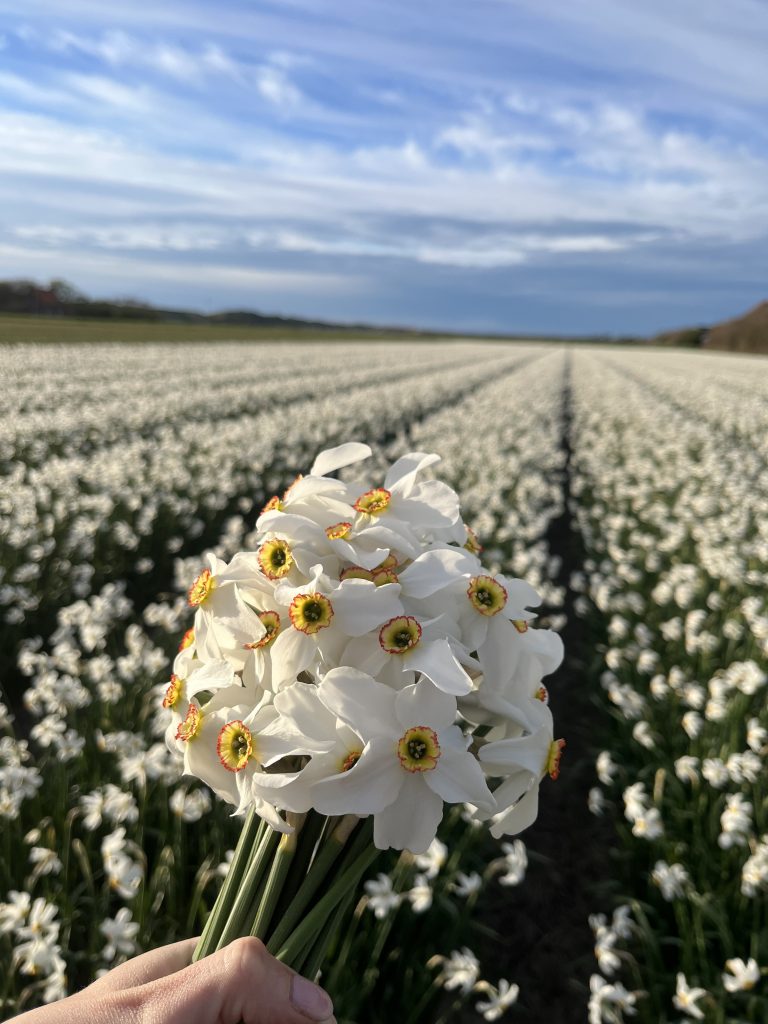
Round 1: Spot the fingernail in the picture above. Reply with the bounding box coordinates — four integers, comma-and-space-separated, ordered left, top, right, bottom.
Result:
290, 974, 334, 1021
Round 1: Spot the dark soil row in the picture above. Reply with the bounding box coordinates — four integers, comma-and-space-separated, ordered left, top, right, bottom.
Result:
456, 351, 615, 1023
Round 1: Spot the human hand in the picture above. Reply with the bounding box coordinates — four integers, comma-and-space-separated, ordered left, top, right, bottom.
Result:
12, 936, 336, 1023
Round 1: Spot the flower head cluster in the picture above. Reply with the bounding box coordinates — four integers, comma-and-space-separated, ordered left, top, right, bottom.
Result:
0, 891, 67, 1002
164, 443, 563, 852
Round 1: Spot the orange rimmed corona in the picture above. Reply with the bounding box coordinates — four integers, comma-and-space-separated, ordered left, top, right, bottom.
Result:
372, 568, 399, 586
178, 627, 195, 651
257, 538, 293, 580
339, 566, 375, 582
326, 521, 352, 540
243, 610, 281, 650
261, 495, 283, 515
467, 575, 508, 616
283, 474, 303, 500
464, 526, 483, 555
217, 720, 255, 773
289, 593, 334, 634
162, 674, 183, 710
340, 749, 362, 773
379, 615, 422, 654
397, 726, 441, 772
545, 738, 566, 780
188, 568, 214, 607
353, 487, 391, 516
176, 703, 202, 742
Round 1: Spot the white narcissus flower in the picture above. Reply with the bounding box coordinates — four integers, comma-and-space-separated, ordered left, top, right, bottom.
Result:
175, 684, 314, 830
186, 553, 268, 663
258, 443, 373, 530
363, 873, 401, 919
476, 700, 563, 838
349, 452, 461, 556
407, 874, 433, 913
651, 860, 689, 901
413, 838, 448, 879
100, 907, 140, 962
475, 978, 520, 1020
250, 682, 365, 814
437, 947, 481, 994
673, 973, 708, 1019
341, 610, 474, 696
718, 794, 753, 849
442, 568, 541, 655
313, 669, 495, 852
28, 847, 62, 877
450, 871, 483, 898
252, 513, 338, 585
0, 891, 31, 934
746, 717, 767, 753
497, 839, 527, 886
722, 957, 760, 992
462, 626, 563, 732
269, 567, 404, 690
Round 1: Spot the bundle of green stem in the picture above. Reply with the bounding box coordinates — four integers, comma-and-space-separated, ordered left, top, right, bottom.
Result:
193, 809, 380, 977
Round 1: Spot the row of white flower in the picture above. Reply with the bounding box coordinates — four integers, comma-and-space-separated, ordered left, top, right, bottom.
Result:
569, 348, 767, 1023
2, 342, 484, 467
0, 343, 540, 625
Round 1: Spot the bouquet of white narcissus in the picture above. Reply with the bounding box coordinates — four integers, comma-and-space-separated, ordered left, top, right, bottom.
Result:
163, 443, 564, 972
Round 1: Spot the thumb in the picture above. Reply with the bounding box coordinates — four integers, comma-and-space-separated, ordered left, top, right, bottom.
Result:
107, 936, 336, 1024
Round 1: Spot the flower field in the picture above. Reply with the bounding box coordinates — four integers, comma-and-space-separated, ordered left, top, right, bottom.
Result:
1, 340, 766, 1023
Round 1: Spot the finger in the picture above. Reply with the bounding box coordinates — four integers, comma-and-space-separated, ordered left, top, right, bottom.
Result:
109, 936, 336, 1024
85, 937, 199, 995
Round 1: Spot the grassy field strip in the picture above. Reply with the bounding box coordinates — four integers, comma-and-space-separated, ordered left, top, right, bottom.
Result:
569, 350, 767, 1024
0, 314, 486, 346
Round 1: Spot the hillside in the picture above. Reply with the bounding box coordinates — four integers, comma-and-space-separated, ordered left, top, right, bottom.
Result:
650, 300, 768, 354
704, 300, 768, 354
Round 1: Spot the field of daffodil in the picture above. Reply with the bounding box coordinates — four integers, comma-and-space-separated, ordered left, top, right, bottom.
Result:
1, 340, 766, 1024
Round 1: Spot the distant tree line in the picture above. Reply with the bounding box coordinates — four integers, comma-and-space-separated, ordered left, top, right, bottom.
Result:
0, 279, 164, 320
0, 278, 406, 331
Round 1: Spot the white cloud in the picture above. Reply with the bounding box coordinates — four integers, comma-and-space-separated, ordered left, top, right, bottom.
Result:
201, 42, 243, 79
150, 42, 199, 81
13, 223, 224, 251
256, 65, 303, 109
0, 241, 358, 296
2, 0, 768, 331
0, 71, 69, 106
64, 73, 150, 111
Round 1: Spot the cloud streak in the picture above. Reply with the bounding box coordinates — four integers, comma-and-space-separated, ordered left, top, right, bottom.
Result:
0, 0, 766, 332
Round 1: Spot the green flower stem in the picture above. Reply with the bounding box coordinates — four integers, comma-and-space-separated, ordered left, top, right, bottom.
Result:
325, 897, 366, 996
406, 977, 443, 1024
217, 823, 281, 948
249, 814, 305, 940
266, 814, 359, 955
192, 809, 264, 962
299, 882, 357, 982
275, 809, 327, 908
274, 834, 379, 966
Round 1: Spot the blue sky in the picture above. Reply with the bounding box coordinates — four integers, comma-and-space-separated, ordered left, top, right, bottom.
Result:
1, 0, 767, 334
